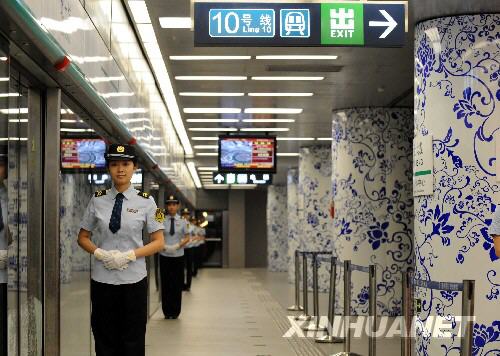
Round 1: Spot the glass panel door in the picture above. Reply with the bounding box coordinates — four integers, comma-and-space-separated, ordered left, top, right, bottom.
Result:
3, 55, 43, 355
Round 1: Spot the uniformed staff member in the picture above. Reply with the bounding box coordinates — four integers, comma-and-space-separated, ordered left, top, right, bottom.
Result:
192, 219, 206, 277
160, 196, 190, 319
181, 208, 194, 291
0, 152, 10, 356
191, 219, 201, 277
490, 206, 500, 258
78, 144, 165, 356
197, 219, 207, 271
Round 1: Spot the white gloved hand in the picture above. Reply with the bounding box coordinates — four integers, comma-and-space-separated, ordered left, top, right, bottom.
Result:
164, 243, 180, 253
0, 250, 7, 270
94, 248, 113, 261
104, 250, 136, 270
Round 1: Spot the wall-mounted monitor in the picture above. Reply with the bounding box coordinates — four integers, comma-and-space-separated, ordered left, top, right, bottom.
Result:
218, 135, 277, 173
61, 138, 106, 170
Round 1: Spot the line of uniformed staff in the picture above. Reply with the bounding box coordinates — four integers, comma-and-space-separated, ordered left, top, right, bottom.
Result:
76, 144, 206, 356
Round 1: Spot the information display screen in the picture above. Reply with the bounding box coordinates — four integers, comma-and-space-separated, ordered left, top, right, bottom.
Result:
218, 135, 277, 173
61, 138, 106, 169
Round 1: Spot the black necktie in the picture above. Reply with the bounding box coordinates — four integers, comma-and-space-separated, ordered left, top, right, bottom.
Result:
109, 193, 124, 233
0, 199, 4, 232
170, 218, 175, 236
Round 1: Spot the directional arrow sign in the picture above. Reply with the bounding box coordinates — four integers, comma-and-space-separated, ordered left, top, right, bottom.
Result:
363, 3, 405, 47
213, 174, 225, 184
368, 10, 397, 39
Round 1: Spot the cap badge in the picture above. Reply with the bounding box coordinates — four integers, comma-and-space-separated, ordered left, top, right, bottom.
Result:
117, 146, 125, 153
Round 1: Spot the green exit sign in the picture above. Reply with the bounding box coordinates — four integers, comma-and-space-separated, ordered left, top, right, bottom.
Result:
321, 3, 364, 45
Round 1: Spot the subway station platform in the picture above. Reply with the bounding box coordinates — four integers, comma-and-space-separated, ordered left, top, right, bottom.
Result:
146, 269, 400, 356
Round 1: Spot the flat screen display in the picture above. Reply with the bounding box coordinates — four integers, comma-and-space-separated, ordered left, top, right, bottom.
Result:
218, 135, 277, 173
61, 138, 106, 169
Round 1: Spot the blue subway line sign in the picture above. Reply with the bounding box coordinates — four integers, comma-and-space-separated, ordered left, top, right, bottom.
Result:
209, 9, 275, 37
194, 1, 407, 47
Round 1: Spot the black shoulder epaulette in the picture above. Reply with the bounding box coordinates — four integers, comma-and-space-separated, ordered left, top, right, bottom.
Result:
138, 191, 150, 199
94, 190, 107, 197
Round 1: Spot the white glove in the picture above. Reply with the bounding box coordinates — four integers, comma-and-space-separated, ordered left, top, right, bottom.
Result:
0, 250, 7, 270
94, 248, 113, 261
104, 250, 136, 270
164, 243, 180, 253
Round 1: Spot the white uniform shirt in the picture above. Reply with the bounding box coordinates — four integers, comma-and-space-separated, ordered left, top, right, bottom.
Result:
80, 185, 163, 285
184, 222, 195, 249
161, 214, 188, 258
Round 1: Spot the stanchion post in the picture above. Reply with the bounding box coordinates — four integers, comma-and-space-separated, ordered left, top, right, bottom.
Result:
460, 280, 474, 356
401, 270, 412, 356
344, 260, 352, 352
303, 253, 309, 317
288, 250, 303, 311
315, 256, 343, 344
368, 265, 377, 356
328, 257, 337, 333
313, 254, 320, 329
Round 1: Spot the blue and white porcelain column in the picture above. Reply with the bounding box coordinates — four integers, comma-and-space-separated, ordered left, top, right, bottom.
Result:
298, 146, 332, 290
266, 185, 288, 272
287, 168, 301, 282
414, 15, 500, 356
331, 108, 414, 315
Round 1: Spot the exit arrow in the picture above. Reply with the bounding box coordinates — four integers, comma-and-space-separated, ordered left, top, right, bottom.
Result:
214, 174, 224, 184
368, 10, 397, 39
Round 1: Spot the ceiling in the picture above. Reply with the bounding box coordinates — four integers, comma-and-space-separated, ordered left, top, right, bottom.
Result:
142, 0, 496, 186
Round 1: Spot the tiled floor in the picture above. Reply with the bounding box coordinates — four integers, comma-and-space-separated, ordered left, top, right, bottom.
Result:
145, 268, 401, 356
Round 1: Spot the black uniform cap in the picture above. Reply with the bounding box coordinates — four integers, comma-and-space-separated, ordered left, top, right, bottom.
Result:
166, 195, 180, 204
181, 208, 190, 215
105, 144, 136, 161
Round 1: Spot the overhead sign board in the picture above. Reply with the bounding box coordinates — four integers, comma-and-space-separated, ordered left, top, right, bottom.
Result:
194, 1, 406, 47
212, 172, 272, 185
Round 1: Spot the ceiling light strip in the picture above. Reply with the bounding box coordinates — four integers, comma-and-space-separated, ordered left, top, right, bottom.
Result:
184, 108, 242, 114
277, 137, 315, 141
127, 1, 193, 156
251, 76, 324, 81
180, 92, 245, 97
159, 17, 192, 29
187, 119, 240, 123
170, 55, 251, 60
244, 108, 302, 114
242, 119, 295, 123
175, 76, 247, 81
248, 92, 313, 97
256, 55, 338, 60
189, 128, 238, 132
240, 128, 289, 132
186, 162, 202, 188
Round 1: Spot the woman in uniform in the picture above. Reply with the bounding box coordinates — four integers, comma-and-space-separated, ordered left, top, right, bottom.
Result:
77, 144, 165, 356
181, 208, 194, 291
160, 196, 190, 319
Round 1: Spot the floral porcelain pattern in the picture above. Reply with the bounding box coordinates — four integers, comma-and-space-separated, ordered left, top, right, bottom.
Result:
299, 146, 333, 291
414, 15, 500, 356
287, 169, 301, 283
267, 186, 289, 272
332, 108, 414, 316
